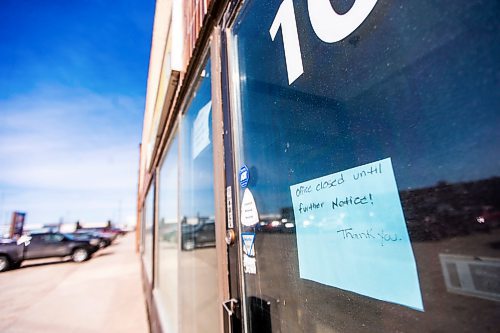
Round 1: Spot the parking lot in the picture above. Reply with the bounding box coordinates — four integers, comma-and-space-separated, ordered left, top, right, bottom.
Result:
0, 233, 148, 333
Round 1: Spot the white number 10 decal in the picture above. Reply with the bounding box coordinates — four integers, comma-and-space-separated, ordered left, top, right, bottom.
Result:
270, 0, 304, 85
269, 0, 379, 85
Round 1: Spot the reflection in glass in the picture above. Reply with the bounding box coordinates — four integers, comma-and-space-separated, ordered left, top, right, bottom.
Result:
143, 185, 154, 282
157, 134, 179, 332
179, 58, 219, 332
232, 0, 500, 332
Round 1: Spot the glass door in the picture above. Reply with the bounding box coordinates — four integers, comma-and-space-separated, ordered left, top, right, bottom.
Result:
227, 0, 500, 332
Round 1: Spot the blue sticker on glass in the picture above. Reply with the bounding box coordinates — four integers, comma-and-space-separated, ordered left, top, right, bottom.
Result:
239, 165, 249, 188
290, 158, 424, 311
241, 232, 256, 257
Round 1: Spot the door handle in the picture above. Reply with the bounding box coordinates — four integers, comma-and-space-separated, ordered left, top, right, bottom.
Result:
222, 298, 239, 317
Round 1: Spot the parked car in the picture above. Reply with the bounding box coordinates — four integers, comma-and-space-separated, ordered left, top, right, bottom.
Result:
105, 227, 127, 236
70, 230, 113, 248
0, 232, 100, 272
77, 228, 120, 242
181, 220, 216, 251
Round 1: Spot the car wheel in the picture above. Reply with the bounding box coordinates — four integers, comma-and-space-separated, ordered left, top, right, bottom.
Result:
11, 262, 22, 269
72, 248, 89, 263
183, 239, 195, 251
0, 255, 10, 272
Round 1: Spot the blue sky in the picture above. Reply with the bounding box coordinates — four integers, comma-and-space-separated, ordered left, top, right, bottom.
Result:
0, 1, 155, 229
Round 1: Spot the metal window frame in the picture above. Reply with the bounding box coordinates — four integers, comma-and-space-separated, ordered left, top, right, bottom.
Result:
219, 1, 256, 331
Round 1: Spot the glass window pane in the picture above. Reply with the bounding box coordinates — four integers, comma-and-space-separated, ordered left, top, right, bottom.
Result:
157, 134, 179, 332
143, 184, 154, 282
232, 0, 499, 332
179, 57, 220, 333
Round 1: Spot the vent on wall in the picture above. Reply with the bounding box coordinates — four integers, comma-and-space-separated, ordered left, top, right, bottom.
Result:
439, 254, 500, 302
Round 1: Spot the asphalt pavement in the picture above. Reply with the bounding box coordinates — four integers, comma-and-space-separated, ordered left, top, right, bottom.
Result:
0, 233, 148, 333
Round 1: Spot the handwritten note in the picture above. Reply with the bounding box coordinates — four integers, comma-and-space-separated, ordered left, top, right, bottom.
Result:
290, 158, 423, 310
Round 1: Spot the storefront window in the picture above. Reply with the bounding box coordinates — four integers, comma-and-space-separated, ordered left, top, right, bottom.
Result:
143, 184, 154, 282
178, 57, 220, 332
231, 0, 499, 332
157, 134, 179, 332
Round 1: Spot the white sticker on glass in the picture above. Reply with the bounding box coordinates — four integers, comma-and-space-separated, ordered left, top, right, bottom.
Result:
270, 0, 379, 84
269, 0, 304, 85
241, 188, 259, 227
308, 0, 378, 43
241, 232, 256, 257
243, 254, 257, 274
226, 186, 234, 229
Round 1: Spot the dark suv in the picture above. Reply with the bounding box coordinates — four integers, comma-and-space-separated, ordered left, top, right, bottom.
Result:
0, 232, 100, 272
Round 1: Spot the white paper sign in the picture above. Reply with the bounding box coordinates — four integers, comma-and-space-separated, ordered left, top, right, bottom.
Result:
192, 101, 212, 159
